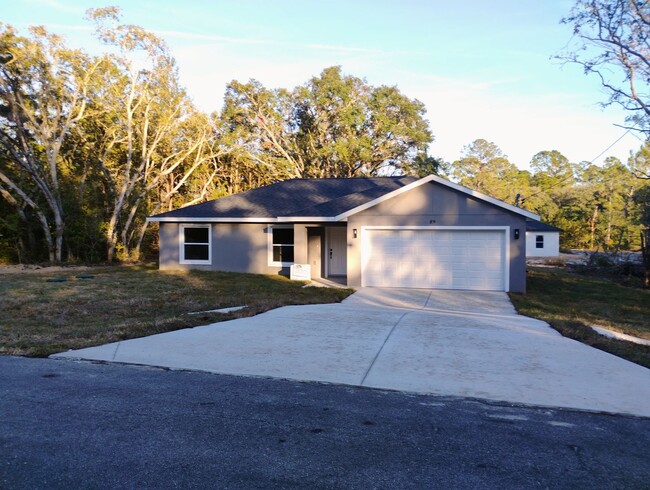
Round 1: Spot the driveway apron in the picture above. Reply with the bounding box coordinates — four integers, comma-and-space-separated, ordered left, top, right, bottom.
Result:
52, 288, 650, 417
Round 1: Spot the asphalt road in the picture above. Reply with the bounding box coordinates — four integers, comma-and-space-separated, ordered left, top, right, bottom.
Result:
2, 356, 649, 489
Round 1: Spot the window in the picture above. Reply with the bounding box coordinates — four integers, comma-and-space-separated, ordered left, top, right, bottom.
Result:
536, 235, 544, 249
180, 225, 211, 264
268, 226, 294, 266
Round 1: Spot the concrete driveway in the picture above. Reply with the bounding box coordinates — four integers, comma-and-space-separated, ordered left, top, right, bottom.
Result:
52, 288, 650, 417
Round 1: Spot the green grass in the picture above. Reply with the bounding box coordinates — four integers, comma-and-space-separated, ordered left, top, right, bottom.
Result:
509, 267, 650, 369
0, 265, 353, 357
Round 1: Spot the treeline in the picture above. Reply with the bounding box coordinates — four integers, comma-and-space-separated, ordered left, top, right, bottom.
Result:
450, 139, 649, 251
0, 8, 435, 263
0, 8, 649, 264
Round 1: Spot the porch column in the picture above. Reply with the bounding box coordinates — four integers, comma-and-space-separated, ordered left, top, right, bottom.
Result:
293, 224, 308, 264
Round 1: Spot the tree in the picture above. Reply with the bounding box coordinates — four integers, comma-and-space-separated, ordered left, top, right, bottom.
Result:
86, 7, 222, 261
561, 0, 650, 286
295, 67, 433, 177
221, 66, 434, 179
221, 79, 304, 182
629, 144, 650, 285
402, 153, 448, 178
451, 139, 521, 202
530, 150, 576, 189
580, 158, 639, 250
0, 23, 100, 262
560, 0, 650, 131
634, 183, 650, 286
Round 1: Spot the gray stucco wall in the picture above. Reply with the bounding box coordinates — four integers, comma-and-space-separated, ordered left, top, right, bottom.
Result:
346, 182, 528, 293
159, 222, 286, 275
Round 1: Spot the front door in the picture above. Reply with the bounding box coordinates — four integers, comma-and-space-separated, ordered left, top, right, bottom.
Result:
307, 228, 323, 278
327, 227, 347, 276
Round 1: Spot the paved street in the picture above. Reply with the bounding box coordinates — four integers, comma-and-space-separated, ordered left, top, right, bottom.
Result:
2, 356, 649, 489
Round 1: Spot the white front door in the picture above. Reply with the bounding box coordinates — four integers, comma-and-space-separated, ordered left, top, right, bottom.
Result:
327, 227, 347, 276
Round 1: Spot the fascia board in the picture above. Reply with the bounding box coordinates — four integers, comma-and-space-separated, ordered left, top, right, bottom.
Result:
275, 216, 340, 222
148, 216, 348, 224
147, 217, 279, 223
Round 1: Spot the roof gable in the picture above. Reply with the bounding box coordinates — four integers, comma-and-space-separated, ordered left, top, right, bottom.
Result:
329, 175, 539, 221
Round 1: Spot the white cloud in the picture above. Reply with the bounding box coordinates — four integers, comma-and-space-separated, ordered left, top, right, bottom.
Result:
154, 30, 272, 46
303, 43, 380, 54
22, 0, 82, 14
46, 23, 92, 32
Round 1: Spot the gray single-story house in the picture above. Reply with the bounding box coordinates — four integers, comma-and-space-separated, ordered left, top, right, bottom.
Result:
525, 220, 561, 258
147, 175, 541, 293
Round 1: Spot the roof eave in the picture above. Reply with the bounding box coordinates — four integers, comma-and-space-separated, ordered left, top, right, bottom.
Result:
276, 216, 343, 222
146, 217, 279, 223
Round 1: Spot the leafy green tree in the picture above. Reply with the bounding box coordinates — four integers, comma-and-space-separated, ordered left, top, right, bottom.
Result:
295, 67, 433, 177
402, 154, 448, 178
221, 66, 434, 179
580, 158, 640, 250
451, 139, 521, 202
530, 150, 576, 189
629, 144, 650, 285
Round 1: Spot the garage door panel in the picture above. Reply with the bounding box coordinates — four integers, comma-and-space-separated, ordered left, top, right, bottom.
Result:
363, 229, 506, 291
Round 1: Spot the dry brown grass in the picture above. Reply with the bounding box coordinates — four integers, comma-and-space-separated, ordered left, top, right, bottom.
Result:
0, 265, 353, 357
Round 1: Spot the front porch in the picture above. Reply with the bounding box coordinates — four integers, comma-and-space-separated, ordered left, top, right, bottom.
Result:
294, 225, 348, 284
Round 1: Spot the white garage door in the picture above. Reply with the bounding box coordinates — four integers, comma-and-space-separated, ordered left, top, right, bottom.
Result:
363, 229, 506, 291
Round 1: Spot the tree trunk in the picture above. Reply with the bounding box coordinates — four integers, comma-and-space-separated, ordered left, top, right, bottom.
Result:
134, 218, 150, 259
53, 209, 64, 263
590, 205, 600, 250
606, 193, 613, 249
641, 228, 650, 289
106, 212, 120, 262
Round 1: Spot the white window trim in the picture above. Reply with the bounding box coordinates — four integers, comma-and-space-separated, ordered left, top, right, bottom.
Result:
267, 225, 295, 267
179, 224, 212, 265
360, 226, 510, 292
536, 234, 544, 248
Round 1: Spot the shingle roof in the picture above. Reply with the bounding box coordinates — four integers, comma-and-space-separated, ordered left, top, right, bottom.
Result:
526, 219, 562, 232
150, 177, 418, 220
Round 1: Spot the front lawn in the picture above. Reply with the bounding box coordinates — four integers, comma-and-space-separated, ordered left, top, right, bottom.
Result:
509, 267, 650, 369
0, 265, 353, 357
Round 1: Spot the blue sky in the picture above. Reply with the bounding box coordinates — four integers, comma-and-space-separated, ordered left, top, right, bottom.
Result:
3, 0, 644, 168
